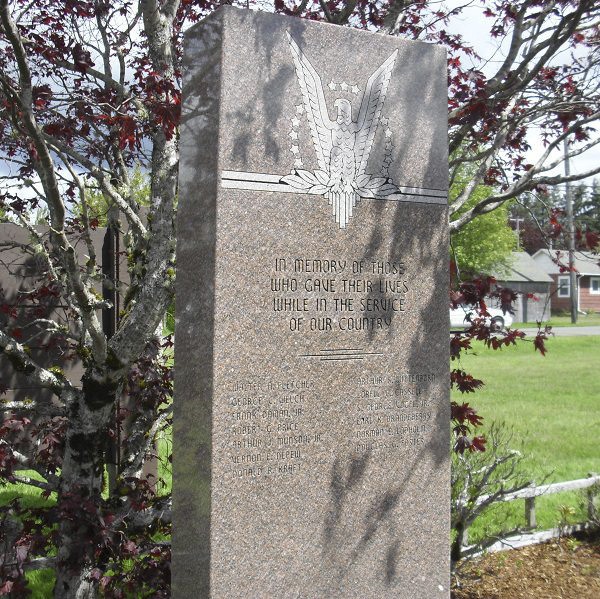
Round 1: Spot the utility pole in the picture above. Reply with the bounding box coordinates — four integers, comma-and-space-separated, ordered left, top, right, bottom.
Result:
564, 137, 578, 324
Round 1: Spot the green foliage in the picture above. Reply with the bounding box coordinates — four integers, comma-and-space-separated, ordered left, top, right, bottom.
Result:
450, 168, 516, 276
82, 165, 149, 226
163, 302, 175, 337
25, 570, 55, 598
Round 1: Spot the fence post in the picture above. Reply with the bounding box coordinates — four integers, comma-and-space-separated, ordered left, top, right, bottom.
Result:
525, 497, 536, 528
587, 473, 598, 520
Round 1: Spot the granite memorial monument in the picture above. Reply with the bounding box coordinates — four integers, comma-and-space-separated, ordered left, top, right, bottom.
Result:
174, 7, 450, 598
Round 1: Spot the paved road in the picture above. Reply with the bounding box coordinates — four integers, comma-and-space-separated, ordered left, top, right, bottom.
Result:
519, 325, 600, 337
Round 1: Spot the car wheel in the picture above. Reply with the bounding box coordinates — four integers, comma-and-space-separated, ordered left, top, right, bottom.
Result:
490, 316, 504, 332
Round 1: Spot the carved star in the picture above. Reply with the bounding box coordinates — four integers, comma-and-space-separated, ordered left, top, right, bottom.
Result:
291, 116, 300, 128
351, 85, 360, 94
295, 104, 304, 114
385, 128, 393, 138
328, 80, 337, 90
340, 82, 349, 91
289, 130, 298, 140
290, 145, 300, 155
294, 158, 303, 168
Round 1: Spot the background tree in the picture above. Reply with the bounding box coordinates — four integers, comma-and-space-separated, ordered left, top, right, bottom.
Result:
510, 189, 559, 253
450, 165, 516, 277
511, 179, 600, 253
0, 0, 597, 596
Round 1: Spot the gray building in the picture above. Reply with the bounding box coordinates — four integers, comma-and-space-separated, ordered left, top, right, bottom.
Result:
490, 252, 553, 323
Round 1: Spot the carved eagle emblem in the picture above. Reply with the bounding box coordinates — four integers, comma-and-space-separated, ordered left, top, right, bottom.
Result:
283, 32, 400, 229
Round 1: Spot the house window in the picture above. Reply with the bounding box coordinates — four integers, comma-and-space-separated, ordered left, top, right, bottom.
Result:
591, 277, 600, 295
558, 276, 570, 298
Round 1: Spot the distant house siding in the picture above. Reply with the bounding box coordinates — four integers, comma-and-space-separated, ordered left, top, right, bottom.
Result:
580, 276, 600, 312
550, 276, 570, 313
521, 285, 551, 322
549, 274, 600, 313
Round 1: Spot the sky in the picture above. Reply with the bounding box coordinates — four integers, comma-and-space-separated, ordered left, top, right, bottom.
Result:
1, 1, 598, 213
443, 0, 599, 186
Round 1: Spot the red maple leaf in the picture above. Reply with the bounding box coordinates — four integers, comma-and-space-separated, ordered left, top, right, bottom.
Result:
451, 401, 483, 426
534, 333, 548, 355
451, 370, 485, 394
470, 435, 487, 452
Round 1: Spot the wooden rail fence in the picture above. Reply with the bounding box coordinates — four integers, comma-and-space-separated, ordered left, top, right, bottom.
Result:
462, 473, 600, 556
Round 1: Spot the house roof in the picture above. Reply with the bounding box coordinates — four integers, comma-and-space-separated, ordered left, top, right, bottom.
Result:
493, 251, 553, 283
532, 249, 600, 276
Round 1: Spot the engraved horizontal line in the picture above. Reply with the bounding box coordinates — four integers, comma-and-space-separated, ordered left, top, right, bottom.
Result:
388, 194, 447, 204
222, 171, 282, 183
222, 179, 292, 193
319, 356, 366, 361
319, 348, 363, 352
221, 170, 448, 203
301, 352, 384, 358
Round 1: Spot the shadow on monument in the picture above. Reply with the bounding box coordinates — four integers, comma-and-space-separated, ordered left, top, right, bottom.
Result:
321, 42, 449, 587
175, 17, 223, 598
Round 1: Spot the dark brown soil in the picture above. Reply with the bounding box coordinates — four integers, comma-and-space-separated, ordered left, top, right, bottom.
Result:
452, 533, 600, 599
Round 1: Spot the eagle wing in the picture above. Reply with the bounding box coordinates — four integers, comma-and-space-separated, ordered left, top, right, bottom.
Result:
354, 49, 398, 176
286, 32, 334, 174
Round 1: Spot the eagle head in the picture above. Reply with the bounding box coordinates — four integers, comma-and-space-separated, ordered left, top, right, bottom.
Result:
334, 98, 352, 125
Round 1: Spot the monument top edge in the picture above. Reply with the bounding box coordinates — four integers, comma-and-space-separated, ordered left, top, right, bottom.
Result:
184, 5, 446, 55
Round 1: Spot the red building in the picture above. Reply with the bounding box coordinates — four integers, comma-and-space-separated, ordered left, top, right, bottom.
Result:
532, 249, 600, 314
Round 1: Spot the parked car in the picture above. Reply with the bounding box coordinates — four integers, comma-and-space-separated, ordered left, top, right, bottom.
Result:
449, 305, 513, 331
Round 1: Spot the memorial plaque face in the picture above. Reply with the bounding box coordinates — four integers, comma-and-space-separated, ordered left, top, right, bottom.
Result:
175, 7, 450, 598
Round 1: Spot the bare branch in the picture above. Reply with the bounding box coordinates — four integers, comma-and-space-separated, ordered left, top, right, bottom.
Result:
122, 497, 172, 530
0, 556, 57, 572
0, 1, 64, 229
121, 405, 172, 479
44, 134, 148, 239
0, 329, 69, 396
317, 0, 333, 22
107, 0, 178, 370
0, 2, 107, 361
0, 399, 65, 417
11, 474, 56, 492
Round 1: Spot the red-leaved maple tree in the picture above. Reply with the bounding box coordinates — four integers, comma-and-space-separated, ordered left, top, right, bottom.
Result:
0, 0, 599, 596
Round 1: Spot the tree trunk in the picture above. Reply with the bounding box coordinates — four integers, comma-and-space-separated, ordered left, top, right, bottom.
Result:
53, 378, 117, 599
451, 520, 466, 564
54, 565, 97, 599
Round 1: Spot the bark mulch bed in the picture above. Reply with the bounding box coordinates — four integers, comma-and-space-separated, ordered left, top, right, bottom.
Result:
452, 532, 600, 599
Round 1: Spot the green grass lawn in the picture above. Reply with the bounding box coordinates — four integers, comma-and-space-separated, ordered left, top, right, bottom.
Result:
453, 335, 600, 543
513, 311, 600, 328
0, 472, 56, 596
